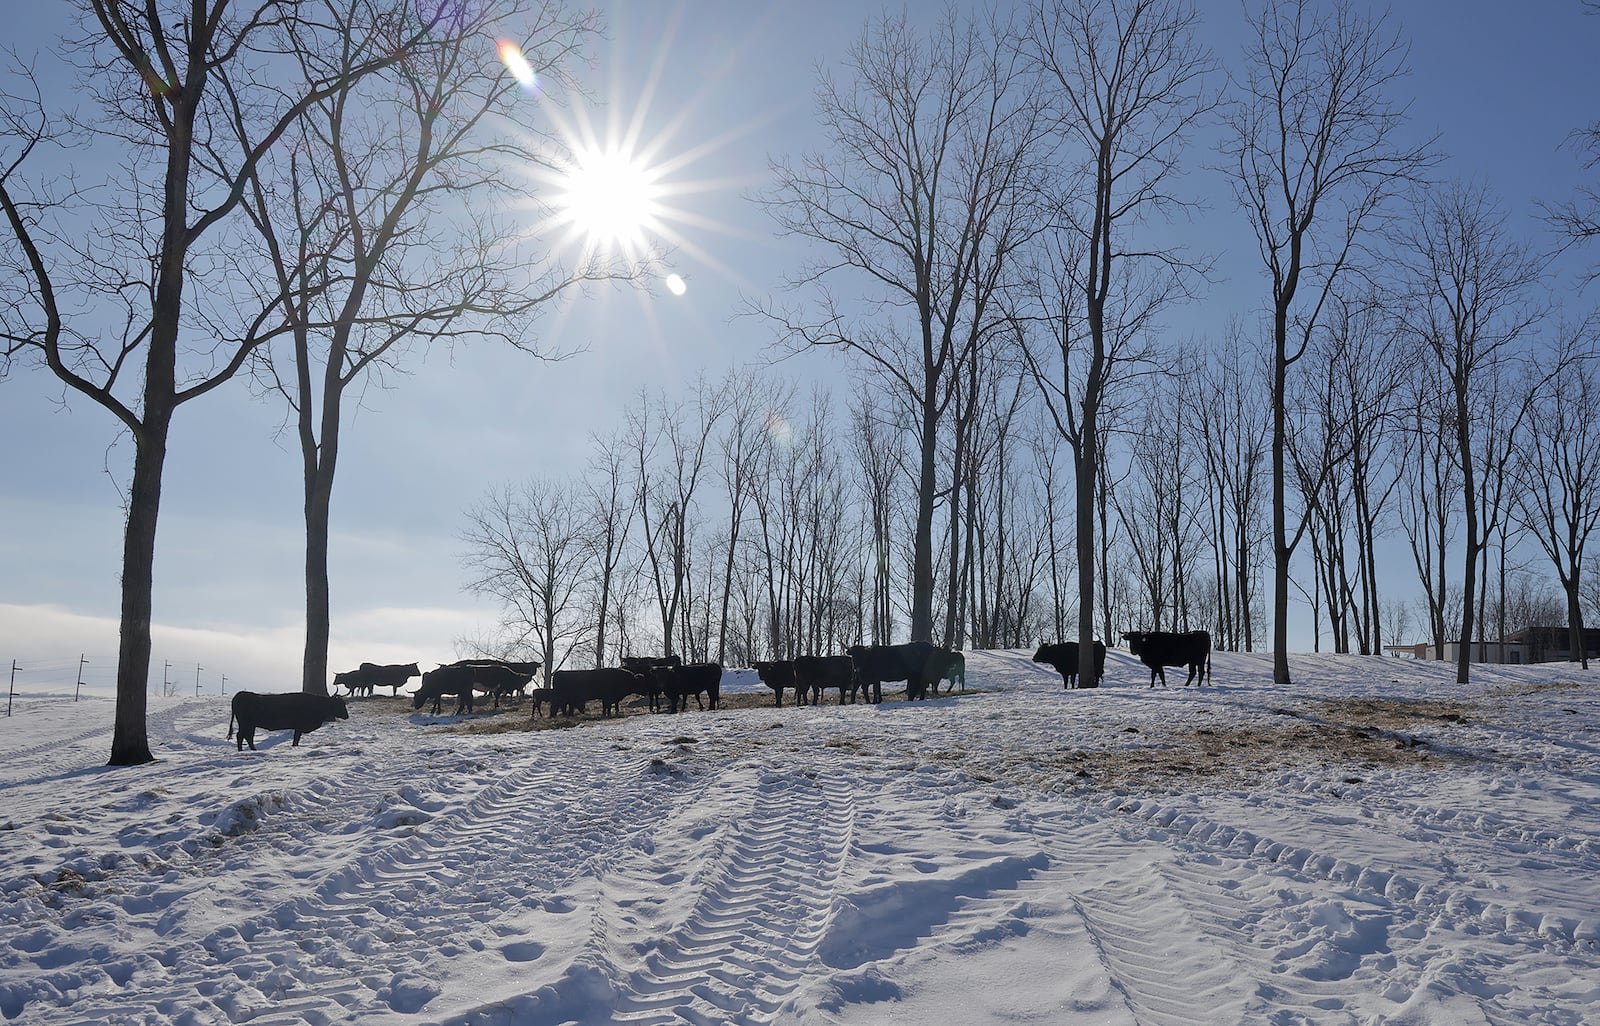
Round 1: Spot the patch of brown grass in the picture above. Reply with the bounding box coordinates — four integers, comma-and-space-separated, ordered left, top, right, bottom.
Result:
1316, 696, 1475, 729
998, 704, 1470, 793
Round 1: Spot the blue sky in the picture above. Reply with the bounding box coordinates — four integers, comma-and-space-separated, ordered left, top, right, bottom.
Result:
2, 1, 1597, 695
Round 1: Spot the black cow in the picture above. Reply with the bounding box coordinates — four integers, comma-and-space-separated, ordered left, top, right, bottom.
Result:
333, 661, 420, 697
446, 659, 542, 701
548, 668, 648, 718
846, 642, 960, 703
333, 670, 374, 698
1032, 641, 1107, 689
622, 655, 681, 712
1121, 630, 1212, 687
933, 651, 966, 695
412, 665, 481, 715
527, 687, 555, 718
751, 660, 804, 707
654, 662, 722, 713
444, 661, 537, 709
795, 655, 859, 705
228, 691, 349, 751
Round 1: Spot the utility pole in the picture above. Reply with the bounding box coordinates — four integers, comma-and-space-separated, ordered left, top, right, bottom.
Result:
76, 655, 87, 702
7, 660, 16, 717
221, 672, 228, 696
163, 660, 171, 698
195, 663, 203, 698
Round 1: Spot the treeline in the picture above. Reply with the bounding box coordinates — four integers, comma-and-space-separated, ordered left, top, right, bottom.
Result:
458, 331, 1597, 684
460, 2, 1600, 683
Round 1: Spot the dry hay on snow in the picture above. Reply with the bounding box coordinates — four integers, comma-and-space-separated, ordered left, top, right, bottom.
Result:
403, 684, 1481, 795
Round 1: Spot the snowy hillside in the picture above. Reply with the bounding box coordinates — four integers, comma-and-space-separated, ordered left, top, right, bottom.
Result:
1, 650, 1597, 1024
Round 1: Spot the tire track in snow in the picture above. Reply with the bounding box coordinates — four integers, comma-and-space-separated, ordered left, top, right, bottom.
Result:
445, 764, 857, 1026
1100, 794, 1599, 951
18, 740, 709, 1025
609, 770, 855, 1025
1013, 807, 1256, 1026
1094, 793, 1600, 1025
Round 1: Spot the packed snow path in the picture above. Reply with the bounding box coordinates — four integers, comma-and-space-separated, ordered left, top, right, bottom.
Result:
1, 650, 1597, 1024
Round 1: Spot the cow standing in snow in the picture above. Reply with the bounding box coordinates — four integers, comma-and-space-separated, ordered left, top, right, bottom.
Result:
228, 692, 349, 751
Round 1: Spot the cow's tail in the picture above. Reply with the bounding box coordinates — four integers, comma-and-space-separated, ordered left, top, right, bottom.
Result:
226, 708, 235, 740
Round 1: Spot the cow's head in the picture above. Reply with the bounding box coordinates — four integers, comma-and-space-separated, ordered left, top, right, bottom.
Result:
1120, 632, 1146, 654
412, 671, 438, 709
402, 662, 421, 676
332, 696, 350, 720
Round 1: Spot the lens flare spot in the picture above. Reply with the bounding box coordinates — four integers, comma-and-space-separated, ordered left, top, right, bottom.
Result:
665, 273, 687, 296
764, 411, 795, 448
497, 39, 536, 89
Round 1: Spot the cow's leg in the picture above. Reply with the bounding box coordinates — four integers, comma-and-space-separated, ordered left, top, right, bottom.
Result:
293, 731, 303, 746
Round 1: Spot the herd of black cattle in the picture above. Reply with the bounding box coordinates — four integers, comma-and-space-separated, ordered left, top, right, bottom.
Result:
225, 630, 1213, 751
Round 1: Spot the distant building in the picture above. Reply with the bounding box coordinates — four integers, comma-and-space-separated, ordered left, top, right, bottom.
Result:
1423, 627, 1600, 664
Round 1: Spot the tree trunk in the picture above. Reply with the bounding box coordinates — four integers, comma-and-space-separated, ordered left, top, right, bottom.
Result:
1272, 302, 1292, 685
109, 425, 167, 766
300, 352, 340, 696
1077, 385, 1100, 687
911, 387, 938, 643
1456, 394, 1478, 685
1567, 579, 1587, 669
302, 473, 334, 697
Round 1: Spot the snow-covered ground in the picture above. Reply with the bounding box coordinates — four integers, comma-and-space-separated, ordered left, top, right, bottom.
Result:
1, 649, 1597, 1025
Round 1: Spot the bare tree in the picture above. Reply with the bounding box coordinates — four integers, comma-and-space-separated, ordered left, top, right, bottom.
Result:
849, 387, 905, 647
1395, 180, 1546, 683
580, 429, 636, 668
1026, 421, 1075, 642
712, 370, 787, 664
628, 379, 726, 657
1195, 325, 1270, 651
1295, 291, 1407, 653
761, 8, 1038, 643
1514, 342, 1600, 668
1397, 366, 1459, 656
1018, 0, 1212, 685
460, 478, 593, 684
0, 1, 436, 764
1224, 0, 1433, 684
237, 0, 623, 695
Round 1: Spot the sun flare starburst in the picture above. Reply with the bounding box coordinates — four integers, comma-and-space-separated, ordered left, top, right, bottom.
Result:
500, 17, 767, 319
553, 144, 665, 254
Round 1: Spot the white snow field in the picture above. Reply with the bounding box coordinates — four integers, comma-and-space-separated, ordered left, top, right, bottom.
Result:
1, 648, 1597, 1025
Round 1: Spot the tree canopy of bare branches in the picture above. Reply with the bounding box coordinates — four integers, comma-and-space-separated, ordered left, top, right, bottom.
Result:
1018, 0, 1213, 683
0, 0, 443, 764
1224, 0, 1434, 685
760, 7, 1039, 643
235, 0, 630, 696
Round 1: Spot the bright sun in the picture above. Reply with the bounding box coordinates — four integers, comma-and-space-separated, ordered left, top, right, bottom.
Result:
554, 144, 664, 254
